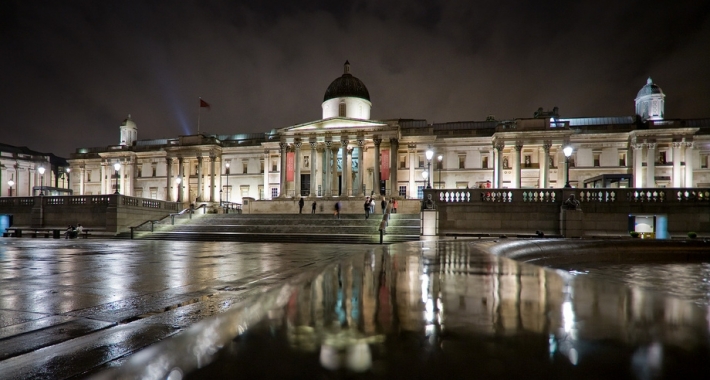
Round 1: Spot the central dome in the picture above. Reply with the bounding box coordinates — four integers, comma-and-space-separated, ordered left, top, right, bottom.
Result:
323, 61, 370, 102
636, 77, 664, 99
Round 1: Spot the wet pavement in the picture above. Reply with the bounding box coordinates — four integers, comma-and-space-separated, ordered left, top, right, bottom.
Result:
84, 239, 710, 380
0, 240, 374, 379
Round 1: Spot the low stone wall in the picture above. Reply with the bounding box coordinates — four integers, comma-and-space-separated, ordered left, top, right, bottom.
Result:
429, 188, 710, 238
0, 195, 179, 233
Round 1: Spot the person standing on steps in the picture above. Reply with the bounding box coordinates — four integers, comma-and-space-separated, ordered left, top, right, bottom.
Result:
369, 197, 375, 214
311, 200, 317, 214
334, 201, 341, 219
381, 197, 387, 214
298, 197, 305, 214
392, 198, 398, 214
364, 197, 371, 219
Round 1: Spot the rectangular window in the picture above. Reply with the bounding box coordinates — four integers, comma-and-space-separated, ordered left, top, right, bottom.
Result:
418, 155, 425, 168
593, 153, 600, 167
87, 171, 92, 182
150, 187, 158, 199
417, 185, 424, 199
152, 166, 157, 177
524, 155, 531, 168
458, 155, 466, 169
456, 181, 468, 189
260, 161, 265, 174
549, 155, 555, 168
272, 159, 278, 172
137, 168, 142, 177
659, 152, 667, 164
240, 185, 249, 197
619, 153, 626, 167
399, 155, 407, 169
481, 156, 488, 169
339, 103, 346, 117
258, 185, 264, 200
271, 187, 279, 197
243, 161, 248, 174
399, 185, 407, 197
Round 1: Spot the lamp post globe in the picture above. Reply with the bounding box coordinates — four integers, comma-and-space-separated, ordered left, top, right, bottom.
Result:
8, 180, 14, 197
37, 166, 45, 195
113, 162, 121, 194
65, 168, 71, 190
563, 146, 573, 188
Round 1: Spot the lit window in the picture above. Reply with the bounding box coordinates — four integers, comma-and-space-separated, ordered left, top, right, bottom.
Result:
459, 155, 466, 169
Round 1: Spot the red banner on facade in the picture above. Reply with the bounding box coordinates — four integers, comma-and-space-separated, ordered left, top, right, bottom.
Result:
380, 149, 390, 180
286, 152, 295, 182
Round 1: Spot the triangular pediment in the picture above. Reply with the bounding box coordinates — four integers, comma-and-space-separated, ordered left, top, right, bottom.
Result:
279, 117, 388, 132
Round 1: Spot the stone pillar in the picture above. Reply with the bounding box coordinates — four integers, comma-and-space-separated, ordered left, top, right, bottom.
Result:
408, 144, 416, 198
541, 142, 551, 189
685, 141, 694, 187
209, 155, 216, 202
356, 140, 364, 196
373, 138, 381, 196
166, 158, 173, 201
341, 140, 349, 196
294, 141, 302, 197
672, 142, 682, 188
390, 138, 399, 197
324, 141, 332, 196
633, 144, 644, 188
279, 142, 287, 198
513, 143, 522, 189
495, 142, 504, 188
263, 150, 270, 200
80, 166, 85, 196
196, 156, 203, 201
331, 145, 339, 197
100, 164, 106, 194
310, 142, 317, 197
177, 157, 184, 203
646, 142, 656, 188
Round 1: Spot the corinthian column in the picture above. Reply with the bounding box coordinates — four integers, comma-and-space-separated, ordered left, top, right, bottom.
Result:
494, 142, 504, 188
672, 142, 682, 188
390, 138, 399, 197
279, 142, 287, 198
294, 141, 302, 197
633, 143, 644, 188
685, 141, 694, 187
513, 143, 523, 188
646, 142, 656, 188
310, 141, 317, 197
341, 139, 349, 196
373, 138, 381, 196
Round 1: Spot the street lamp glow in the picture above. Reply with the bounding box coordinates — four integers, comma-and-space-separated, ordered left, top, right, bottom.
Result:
37, 166, 45, 195
113, 162, 121, 194
563, 146, 573, 188
425, 149, 434, 161
8, 180, 14, 197
422, 170, 429, 180
425, 148, 434, 189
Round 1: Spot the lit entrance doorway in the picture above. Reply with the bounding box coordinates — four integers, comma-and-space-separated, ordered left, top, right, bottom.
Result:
301, 174, 310, 196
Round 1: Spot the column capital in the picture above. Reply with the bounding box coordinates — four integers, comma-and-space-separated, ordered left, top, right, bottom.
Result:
325, 140, 332, 148
686, 141, 694, 148
647, 142, 657, 150
543, 140, 552, 151
166, 157, 173, 164
341, 139, 349, 146
632, 143, 645, 151
389, 137, 399, 145
357, 139, 365, 147
514, 144, 523, 152
672, 142, 684, 149
309, 141, 318, 149
294, 141, 302, 149
407, 143, 416, 150
374, 138, 382, 147
279, 142, 288, 150
494, 142, 505, 151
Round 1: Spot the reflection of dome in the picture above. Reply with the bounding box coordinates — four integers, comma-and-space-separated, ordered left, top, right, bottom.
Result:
323, 61, 370, 102
636, 77, 664, 99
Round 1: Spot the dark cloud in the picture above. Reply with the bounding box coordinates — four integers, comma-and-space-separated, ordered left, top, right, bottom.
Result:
1, 0, 709, 157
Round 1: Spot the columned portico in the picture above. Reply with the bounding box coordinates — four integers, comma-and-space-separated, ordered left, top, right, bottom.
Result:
279, 142, 287, 198
390, 138, 398, 197
309, 142, 317, 197
513, 143, 522, 189
685, 141, 694, 187
646, 142, 656, 188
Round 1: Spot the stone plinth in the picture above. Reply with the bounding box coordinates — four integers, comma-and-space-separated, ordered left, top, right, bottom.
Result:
560, 208, 584, 238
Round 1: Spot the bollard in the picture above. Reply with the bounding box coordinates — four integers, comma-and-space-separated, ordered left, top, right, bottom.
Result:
380, 229, 383, 244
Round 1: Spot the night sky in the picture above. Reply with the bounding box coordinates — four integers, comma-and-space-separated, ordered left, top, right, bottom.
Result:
2, 1, 710, 157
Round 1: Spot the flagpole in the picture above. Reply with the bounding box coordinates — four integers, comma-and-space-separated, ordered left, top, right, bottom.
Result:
197, 97, 202, 135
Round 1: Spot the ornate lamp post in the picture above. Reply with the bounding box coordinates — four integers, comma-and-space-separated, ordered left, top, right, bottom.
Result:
225, 162, 230, 203
113, 162, 121, 194
437, 154, 443, 189
563, 146, 573, 188
65, 168, 71, 191
7, 180, 14, 197
422, 170, 429, 195
37, 166, 45, 196
425, 148, 434, 189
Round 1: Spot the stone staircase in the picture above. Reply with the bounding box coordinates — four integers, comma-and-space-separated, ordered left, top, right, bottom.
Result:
126, 213, 421, 244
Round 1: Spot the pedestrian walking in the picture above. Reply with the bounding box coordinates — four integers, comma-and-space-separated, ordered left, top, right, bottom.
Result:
392, 199, 398, 213
311, 200, 317, 214
364, 197, 371, 219
334, 201, 341, 219
298, 197, 305, 214
381, 197, 387, 214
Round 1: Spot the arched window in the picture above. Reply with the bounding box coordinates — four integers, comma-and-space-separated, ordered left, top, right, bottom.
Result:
339, 102, 346, 117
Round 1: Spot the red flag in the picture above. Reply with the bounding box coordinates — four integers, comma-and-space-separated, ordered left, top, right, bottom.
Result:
200, 99, 211, 110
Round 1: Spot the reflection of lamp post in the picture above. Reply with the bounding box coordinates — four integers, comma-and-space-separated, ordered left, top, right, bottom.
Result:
65, 168, 71, 191
437, 154, 443, 189
38, 166, 45, 196
176, 176, 182, 203
425, 148, 434, 189
7, 180, 14, 197
563, 146, 573, 188
113, 162, 121, 194
225, 162, 230, 203
422, 170, 429, 195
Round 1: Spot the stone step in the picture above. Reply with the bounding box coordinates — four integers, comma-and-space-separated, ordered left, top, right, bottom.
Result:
132, 231, 419, 244
164, 218, 420, 227
160, 225, 418, 235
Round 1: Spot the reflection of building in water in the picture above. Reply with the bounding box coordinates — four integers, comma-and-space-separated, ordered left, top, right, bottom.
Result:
281, 243, 708, 372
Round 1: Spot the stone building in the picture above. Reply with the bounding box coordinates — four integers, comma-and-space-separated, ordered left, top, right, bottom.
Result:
67, 63, 710, 205
0, 143, 71, 197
